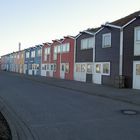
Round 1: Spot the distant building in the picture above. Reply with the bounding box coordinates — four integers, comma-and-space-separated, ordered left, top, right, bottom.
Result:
1, 10, 140, 89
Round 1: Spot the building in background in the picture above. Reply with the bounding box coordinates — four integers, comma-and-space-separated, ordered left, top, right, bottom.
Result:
50, 39, 61, 78
41, 42, 52, 77
24, 48, 31, 75
0, 10, 140, 89
19, 50, 25, 74
74, 28, 99, 82
59, 36, 75, 80
24, 45, 42, 76
34, 45, 42, 76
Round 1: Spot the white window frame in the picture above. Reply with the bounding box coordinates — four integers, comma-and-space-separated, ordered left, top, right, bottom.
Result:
53, 46, 57, 60
65, 43, 70, 52
65, 63, 69, 73
87, 64, 92, 74
81, 38, 88, 50
31, 51, 35, 58
95, 62, 110, 76
102, 33, 111, 48
44, 48, 50, 61
102, 62, 110, 76
81, 37, 94, 50
26, 52, 29, 58
57, 45, 61, 53
134, 27, 140, 56
135, 27, 140, 43
95, 63, 102, 74
37, 49, 41, 56
76, 64, 81, 72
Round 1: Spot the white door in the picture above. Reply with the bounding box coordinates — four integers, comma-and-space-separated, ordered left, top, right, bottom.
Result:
93, 63, 102, 84
133, 61, 140, 89
60, 63, 65, 79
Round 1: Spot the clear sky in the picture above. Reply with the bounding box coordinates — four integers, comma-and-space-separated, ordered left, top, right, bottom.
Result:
0, 0, 139, 56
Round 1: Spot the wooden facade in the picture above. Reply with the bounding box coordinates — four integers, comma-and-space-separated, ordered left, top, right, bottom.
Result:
1, 10, 140, 89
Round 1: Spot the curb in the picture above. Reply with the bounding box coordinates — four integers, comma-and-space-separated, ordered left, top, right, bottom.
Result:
0, 97, 19, 140
0, 95, 39, 140
24, 75, 140, 107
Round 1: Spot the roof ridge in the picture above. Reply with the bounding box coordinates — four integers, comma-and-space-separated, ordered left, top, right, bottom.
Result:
111, 10, 140, 26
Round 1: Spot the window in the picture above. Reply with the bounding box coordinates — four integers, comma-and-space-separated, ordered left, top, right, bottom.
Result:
136, 28, 140, 42
57, 45, 61, 53
29, 64, 32, 69
103, 63, 110, 75
53, 53, 57, 60
44, 48, 50, 61
102, 33, 111, 48
54, 46, 57, 53
88, 38, 94, 48
96, 64, 101, 73
136, 64, 140, 75
61, 64, 65, 71
65, 63, 69, 73
32, 64, 35, 69
81, 37, 94, 50
26, 52, 29, 58
81, 39, 88, 50
87, 64, 92, 74
62, 44, 66, 52
44, 65, 47, 70
81, 64, 86, 72
31, 51, 35, 58
38, 49, 41, 56
76, 64, 81, 72
36, 64, 39, 70
47, 64, 50, 70
65, 43, 70, 52
61, 43, 70, 53
42, 65, 46, 70
134, 27, 140, 56
51, 64, 53, 70
53, 47, 57, 60
47, 48, 50, 54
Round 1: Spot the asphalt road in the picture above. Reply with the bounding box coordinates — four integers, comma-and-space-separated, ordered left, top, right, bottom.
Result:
0, 71, 140, 140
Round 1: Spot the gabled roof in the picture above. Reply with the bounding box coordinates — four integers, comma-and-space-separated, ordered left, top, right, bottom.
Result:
76, 27, 101, 39
64, 35, 75, 39
81, 27, 101, 35
111, 10, 140, 26
86, 27, 101, 34
52, 39, 62, 43
43, 42, 52, 46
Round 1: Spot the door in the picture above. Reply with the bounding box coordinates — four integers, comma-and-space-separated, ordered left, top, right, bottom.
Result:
133, 61, 140, 89
60, 63, 65, 79
93, 63, 102, 84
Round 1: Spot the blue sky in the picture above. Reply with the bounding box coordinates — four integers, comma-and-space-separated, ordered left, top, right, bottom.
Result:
0, 0, 139, 56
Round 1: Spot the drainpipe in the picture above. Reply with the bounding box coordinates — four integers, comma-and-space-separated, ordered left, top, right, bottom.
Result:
92, 35, 95, 83
119, 28, 123, 76
73, 38, 76, 80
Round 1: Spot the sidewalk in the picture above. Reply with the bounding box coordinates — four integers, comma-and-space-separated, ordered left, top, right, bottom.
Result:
19, 73, 140, 106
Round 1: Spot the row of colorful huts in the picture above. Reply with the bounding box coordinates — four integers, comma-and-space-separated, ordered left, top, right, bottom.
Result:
1, 11, 140, 89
